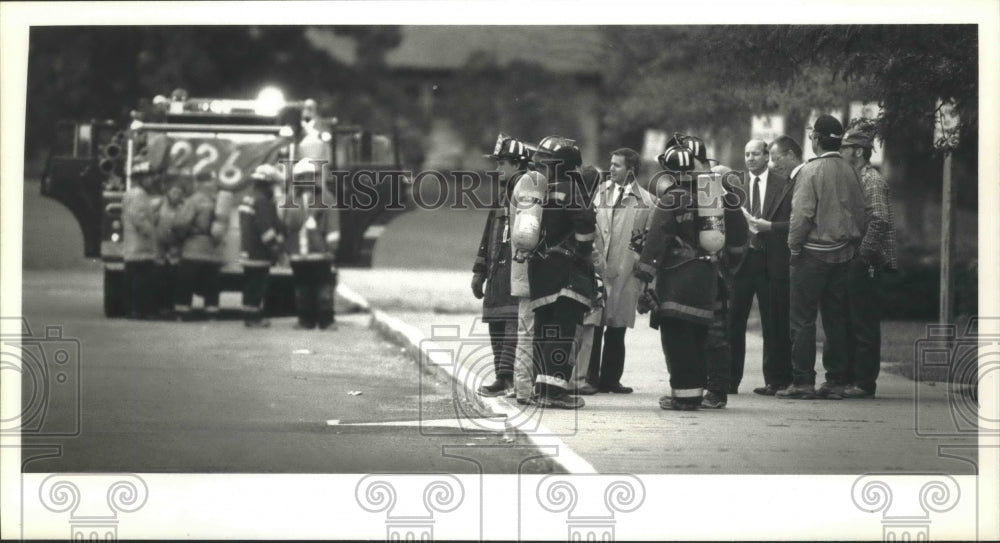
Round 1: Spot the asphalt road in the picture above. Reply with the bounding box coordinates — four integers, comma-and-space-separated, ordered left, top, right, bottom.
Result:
16, 270, 560, 474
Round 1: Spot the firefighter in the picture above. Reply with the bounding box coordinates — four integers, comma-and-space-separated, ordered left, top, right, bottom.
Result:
122, 161, 162, 319
473, 134, 531, 397
156, 180, 185, 317
172, 170, 224, 320
239, 164, 285, 328
633, 142, 747, 411
283, 159, 338, 330
525, 136, 597, 409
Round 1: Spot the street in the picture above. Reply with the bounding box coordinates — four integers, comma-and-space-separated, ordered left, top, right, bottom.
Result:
17, 270, 560, 474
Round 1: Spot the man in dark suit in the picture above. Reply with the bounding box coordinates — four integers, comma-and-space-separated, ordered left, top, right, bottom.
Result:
729, 139, 793, 395
749, 135, 803, 395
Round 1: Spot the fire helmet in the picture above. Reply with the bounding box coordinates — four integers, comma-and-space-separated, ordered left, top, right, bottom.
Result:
534, 136, 582, 170
485, 133, 532, 164
680, 135, 710, 164
657, 144, 696, 172
251, 164, 283, 184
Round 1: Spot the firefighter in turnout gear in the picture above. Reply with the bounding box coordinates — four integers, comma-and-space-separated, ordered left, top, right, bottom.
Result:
473, 134, 532, 397
283, 159, 338, 330
526, 136, 597, 409
239, 164, 285, 328
122, 162, 162, 319
172, 170, 224, 320
633, 142, 747, 411
156, 182, 185, 316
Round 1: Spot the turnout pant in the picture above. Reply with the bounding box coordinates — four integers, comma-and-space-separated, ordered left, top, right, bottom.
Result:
789, 252, 850, 386
291, 260, 335, 328
659, 317, 709, 407
705, 297, 732, 397
588, 326, 627, 390
532, 297, 586, 394
846, 256, 883, 393
174, 259, 222, 315
570, 323, 597, 389
124, 259, 159, 318
513, 298, 536, 401
487, 318, 518, 382
242, 265, 271, 321
158, 262, 178, 313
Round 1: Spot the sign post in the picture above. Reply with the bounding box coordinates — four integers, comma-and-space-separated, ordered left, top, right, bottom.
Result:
933, 100, 960, 324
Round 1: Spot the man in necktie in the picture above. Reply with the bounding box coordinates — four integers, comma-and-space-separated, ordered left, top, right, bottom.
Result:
587, 148, 655, 394
739, 135, 802, 395
728, 139, 790, 395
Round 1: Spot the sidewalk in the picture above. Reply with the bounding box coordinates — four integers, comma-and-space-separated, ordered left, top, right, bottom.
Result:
343, 268, 979, 475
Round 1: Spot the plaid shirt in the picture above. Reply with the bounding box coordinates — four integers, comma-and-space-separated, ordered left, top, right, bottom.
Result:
858, 164, 898, 271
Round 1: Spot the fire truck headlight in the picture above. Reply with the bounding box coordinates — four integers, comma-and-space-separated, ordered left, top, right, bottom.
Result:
111, 233, 120, 243
278, 126, 294, 138
256, 86, 285, 116
321, 132, 332, 142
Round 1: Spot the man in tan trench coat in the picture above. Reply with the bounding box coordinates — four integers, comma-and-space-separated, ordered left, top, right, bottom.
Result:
587, 148, 655, 393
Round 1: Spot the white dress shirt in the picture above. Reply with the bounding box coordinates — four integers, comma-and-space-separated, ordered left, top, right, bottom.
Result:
748, 168, 769, 217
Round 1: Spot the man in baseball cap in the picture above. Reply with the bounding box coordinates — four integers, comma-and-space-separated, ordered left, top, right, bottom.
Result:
840, 122, 897, 399
778, 114, 868, 401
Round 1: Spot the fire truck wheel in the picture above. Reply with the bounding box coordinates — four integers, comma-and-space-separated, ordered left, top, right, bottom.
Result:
103, 268, 128, 318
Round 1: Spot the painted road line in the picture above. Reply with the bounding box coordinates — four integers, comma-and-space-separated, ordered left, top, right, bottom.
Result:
336, 283, 371, 313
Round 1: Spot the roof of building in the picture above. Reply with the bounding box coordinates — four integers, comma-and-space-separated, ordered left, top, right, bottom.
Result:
307, 25, 607, 75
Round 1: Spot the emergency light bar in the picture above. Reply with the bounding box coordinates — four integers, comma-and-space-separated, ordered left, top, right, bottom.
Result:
130, 121, 293, 136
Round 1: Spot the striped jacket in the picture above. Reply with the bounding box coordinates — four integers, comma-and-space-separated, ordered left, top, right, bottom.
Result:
238, 185, 284, 267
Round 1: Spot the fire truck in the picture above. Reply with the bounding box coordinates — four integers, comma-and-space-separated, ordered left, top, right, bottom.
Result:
41, 89, 412, 317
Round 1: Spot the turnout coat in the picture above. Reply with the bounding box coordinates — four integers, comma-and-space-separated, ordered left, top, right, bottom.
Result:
473, 173, 520, 321
527, 177, 597, 312
239, 184, 284, 267
282, 200, 337, 263
122, 185, 159, 262
173, 189, 222, 263
593, 180, 655, 328
634, 180, 747, 326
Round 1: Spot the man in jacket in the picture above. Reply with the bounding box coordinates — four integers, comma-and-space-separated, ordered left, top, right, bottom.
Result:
526, 136, 596, 409
473, 134, 531, 397
122, 164, 161, 319
840, 122, 898, 398
778, 115, 869, 400
587, 148, 655, 394
239, 164, 286, 328
284, 159, 338, 330
172, 171, 224, 320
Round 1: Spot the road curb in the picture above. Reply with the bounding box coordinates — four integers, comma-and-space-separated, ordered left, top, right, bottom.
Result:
353, 292, 596, 474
